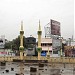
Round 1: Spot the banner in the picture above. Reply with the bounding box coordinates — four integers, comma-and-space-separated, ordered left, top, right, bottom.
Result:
51, 19, 61, 36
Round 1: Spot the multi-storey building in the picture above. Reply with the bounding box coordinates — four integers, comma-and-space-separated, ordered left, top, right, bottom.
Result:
41, 38, 52, 56
25, 36, 37, 56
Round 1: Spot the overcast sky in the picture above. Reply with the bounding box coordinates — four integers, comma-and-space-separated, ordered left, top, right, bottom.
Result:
0, 0, 74, 41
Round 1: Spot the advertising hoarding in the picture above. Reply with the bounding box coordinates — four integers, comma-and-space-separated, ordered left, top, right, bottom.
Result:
52, 37, 62, 54
51, 19, 61, 36
53, 39, 61, 47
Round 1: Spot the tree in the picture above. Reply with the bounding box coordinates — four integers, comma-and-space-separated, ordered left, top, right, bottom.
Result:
4, 42, 11, 49
4, 35, 26, 50
12, 35, 26, 50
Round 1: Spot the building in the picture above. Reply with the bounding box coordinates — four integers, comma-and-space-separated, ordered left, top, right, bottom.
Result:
40, 38, 63, 57
0, 36, 5, 49
41, 38, 52, 56
64, 46, 75, 57
25, 36, 37, 56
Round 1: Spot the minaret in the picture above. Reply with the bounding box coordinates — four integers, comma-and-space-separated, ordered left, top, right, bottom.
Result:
37, 20, 42, 60
19, 21, 24, 60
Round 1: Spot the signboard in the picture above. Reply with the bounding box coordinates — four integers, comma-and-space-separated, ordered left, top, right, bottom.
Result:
51, 19, 61, 36
26, 48, 35, 56
41, 52, 46, 56
0, 52, 7, 54
52, 38, 62, 53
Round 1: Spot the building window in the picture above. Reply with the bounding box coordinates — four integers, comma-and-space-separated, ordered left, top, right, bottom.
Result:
0, 40, 3, 43
27, 40, 29, 42
32, 40, 34, 42
45, 44, 46, 46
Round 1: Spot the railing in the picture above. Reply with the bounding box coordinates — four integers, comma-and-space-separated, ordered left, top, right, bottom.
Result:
0, 56, 75, 64
24, 56, 75, 63
0, 56, 20, 61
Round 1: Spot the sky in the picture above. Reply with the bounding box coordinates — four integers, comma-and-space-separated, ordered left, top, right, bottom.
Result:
0, 0, 74, 41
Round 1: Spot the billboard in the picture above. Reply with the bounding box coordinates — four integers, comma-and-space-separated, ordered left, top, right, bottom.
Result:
52, 37, 62, 54
51, 19, 61, 36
